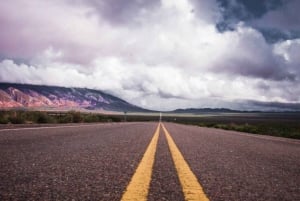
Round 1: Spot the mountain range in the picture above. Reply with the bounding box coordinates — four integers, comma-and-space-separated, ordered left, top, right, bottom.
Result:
0, 83, 263, 113
0, 83, 150, 112
172, 108, 239, 113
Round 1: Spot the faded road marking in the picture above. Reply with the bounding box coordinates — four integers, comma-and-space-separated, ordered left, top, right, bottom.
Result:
162, 123, 210, 201
121, 123, 160, 201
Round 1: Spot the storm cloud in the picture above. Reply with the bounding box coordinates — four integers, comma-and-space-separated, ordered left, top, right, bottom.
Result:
0, 0, 299, 110
254, 0, 300, 31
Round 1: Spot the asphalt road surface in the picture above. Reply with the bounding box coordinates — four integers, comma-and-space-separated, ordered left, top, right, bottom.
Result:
0, 122, 299, 201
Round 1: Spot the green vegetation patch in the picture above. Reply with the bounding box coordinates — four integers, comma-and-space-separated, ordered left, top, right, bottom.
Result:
0, 110, 123, 124
175, 114, 300, 139
0, 110, 299, 139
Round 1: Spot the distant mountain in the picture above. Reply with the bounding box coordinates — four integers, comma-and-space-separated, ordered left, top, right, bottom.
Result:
172, 108, 240, 113
0, 83, 150, 112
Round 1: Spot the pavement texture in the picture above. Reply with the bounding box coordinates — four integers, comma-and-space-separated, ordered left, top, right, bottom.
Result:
164, 122, 300, 201
0, 122, 299, 201
0, 123, 156, 200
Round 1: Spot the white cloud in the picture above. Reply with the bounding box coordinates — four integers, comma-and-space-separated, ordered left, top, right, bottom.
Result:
274, 39, 300, 65
0, 0, 300, 110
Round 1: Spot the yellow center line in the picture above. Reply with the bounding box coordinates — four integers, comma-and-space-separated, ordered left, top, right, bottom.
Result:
162, 123, 210, 201
121, 123, 160, 201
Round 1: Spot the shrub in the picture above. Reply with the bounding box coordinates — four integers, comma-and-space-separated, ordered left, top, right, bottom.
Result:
36, 112, 55, 123
71, 112, 83, 123
58, 114, 73, 123
84, 114, 99, 123
8, 116, 25, 124
0, 114, 9, 124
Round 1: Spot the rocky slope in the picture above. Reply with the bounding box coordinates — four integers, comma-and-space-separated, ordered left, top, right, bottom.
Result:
0, 83, 149, 112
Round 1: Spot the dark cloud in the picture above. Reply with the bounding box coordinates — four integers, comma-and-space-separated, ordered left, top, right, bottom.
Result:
217, 57, 294, 81
254, 0, 300, 31
248, 100, 300, 111
255, 81, 271, 91
157, 90, 183, 99
216, 0, 283, 30
216, 0, 284, 22
76, 0, 161, 25
217, 0, 250, 27
259, 29, 300, 43
215, 0, 300, 43
253, 0, 300, 43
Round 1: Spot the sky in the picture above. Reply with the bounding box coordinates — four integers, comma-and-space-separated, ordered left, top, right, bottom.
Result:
0, 0, 300, 111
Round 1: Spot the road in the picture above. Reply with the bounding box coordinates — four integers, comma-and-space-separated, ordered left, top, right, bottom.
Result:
0, 122, 299, 200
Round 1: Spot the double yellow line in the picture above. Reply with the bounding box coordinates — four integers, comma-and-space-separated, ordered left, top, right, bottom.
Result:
121, 123, 209, 201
